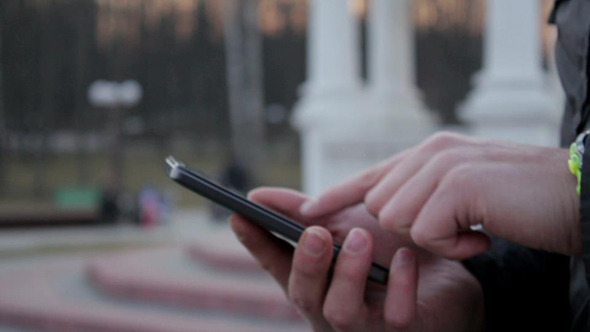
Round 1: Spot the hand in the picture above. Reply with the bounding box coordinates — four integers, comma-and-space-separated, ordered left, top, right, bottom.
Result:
230, 187, 484, 331
300, 132, 581, 259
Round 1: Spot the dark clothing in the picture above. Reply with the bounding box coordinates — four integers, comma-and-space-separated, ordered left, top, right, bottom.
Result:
463, 239, 571, 331
464, 0, 590, 330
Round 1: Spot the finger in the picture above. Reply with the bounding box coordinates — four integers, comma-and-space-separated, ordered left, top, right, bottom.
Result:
288, 226, 334, 330
364, 150, 429, 216
411, 165, 491, 259
384, 248, 418, 330
248, 187, 318, 226
300, 151, 410, 218
322, 228, 372, 331
364, 133, 470, 216
229, 214, 293, 291
378, 149, 476, 234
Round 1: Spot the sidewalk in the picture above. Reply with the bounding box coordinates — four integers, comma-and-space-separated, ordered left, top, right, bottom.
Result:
0, 208, 224, 259
0, 209, 307, 332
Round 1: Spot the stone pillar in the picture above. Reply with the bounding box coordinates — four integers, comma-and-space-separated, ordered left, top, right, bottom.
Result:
306, 0, 360, 96
460, 0, 561, 146
292, 0, 363, 195
368, 0, 430, 126
293, 0, 434, 196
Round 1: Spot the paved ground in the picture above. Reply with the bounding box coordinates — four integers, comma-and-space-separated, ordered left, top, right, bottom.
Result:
0, 209, 212, 257
0, 209, 309, 332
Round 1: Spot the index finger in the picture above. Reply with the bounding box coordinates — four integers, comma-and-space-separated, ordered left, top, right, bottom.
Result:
300, 150, 411, 218
247, 187, 319, 226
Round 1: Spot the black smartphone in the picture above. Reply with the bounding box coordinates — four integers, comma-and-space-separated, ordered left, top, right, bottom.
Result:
165, 156, 389, 285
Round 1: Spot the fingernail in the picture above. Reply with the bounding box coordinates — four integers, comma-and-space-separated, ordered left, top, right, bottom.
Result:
302, 228, 326, 256
300, 200, 316, 215
393, 248, 414, 268
344, 228, 368, 254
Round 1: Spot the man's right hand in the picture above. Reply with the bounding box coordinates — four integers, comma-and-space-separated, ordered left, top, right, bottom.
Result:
300, 132, 581, 260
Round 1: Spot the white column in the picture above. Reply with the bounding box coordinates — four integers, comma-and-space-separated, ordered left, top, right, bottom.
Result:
293, 0, 363, 195
367, 0, 430, 125
485, 0, 541, 85
370, 0, 413, 91
460, 0, 560, 146
306, 0, 360, 98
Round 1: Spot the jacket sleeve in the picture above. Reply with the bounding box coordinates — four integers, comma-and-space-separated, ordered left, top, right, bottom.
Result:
463, 236, 571, 331
579, 137, 590, 297
569, 138, 590, 331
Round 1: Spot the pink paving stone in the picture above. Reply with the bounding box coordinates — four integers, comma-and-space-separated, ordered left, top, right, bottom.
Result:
0, 253, 309, 332
184, 225, 264, 272
185, 243, 262, 272
87, 246, 302, 320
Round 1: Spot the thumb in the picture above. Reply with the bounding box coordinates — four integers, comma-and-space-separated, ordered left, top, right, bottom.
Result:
410, 167, 491, 260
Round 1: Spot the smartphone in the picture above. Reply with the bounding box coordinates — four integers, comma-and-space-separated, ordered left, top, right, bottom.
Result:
165, 156, 389, 285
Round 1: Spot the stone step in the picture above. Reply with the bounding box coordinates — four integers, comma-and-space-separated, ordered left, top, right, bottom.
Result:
87, 246, 301, 320
0, 254, 308, 332
185, 242, 261, 272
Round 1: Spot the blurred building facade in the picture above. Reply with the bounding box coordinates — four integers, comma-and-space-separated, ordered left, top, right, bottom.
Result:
0, 0, 562, 201
0, 1, 569, 330
294, 0, 562, 195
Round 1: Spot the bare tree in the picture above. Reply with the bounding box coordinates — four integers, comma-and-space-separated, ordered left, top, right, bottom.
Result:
74, 1, 92, 184
34, 2, 57, 198
223, 0, 265, 178
0, 5, 6, 195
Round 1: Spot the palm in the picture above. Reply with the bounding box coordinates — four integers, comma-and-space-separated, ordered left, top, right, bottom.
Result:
318, 204, 483, 331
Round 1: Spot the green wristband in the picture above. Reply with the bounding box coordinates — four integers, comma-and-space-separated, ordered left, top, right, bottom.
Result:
569, 130, 590, 195
569, 142, 582, 194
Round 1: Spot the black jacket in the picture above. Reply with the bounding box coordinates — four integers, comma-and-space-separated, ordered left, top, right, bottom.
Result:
464, 1, 590, 331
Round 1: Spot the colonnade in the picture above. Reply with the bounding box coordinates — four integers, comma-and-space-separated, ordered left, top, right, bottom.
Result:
293, 0, 560, 195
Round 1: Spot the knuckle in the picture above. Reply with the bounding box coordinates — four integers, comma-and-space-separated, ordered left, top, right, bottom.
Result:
424, 131, 463, 150
377, 208, 393, 231
409, 225, 430, 248
334, 265, 360, 285
356, 168, 382, 192
364, 193, 381, 216
288, 274, 322, 315
259, 260, 276, 275
432, 149, 468, 168
390, 269, 415, 290
378, 205, 399, 232
259, 260, 271, 271
289, 292, 320, 315
239, 234, 257, 249
293, 260, 323, 279
443, 163, 479, 189
410, 222, 454, 257
384, 312, 412, 330
323, 306, 356, 330
378, 201, 413, 234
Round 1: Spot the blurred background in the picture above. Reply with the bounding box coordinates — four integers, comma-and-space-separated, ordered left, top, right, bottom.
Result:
0, 0, 562, 331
